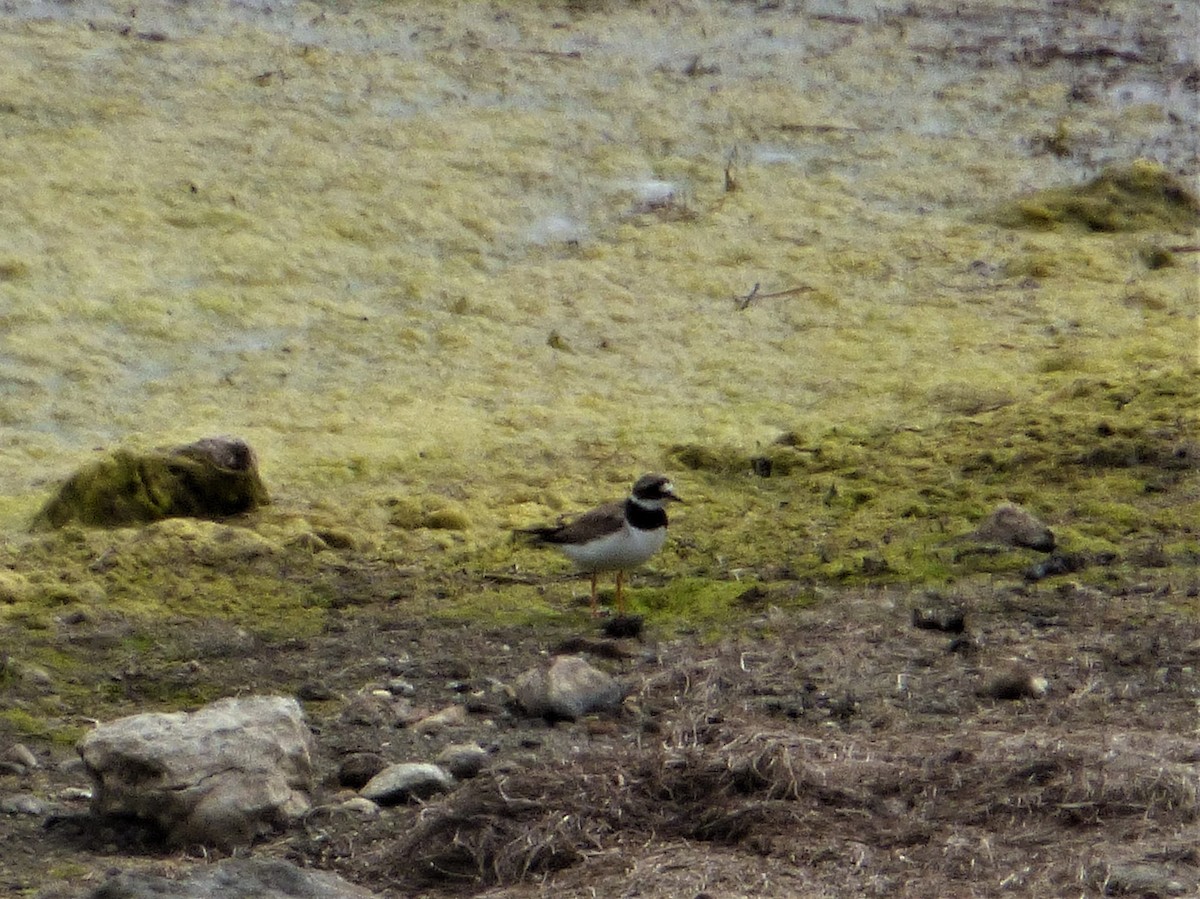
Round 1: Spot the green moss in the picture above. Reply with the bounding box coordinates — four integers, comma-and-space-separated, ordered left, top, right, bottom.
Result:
47, 864, 94, 882
424, 506, 472, 531
32, 444, 269, 530
0, 257, 30, 281
387, 497, 427, 529
669, 442, 749, 475
1002, 252, 1057, 279
432, 585, 563, 627
0, 519, 330, 644
993, 160, 1200, 233
663, 369, 1196, 589
633, 578, 812, 634
47, 723, 88, 747
0, 708, 48, 738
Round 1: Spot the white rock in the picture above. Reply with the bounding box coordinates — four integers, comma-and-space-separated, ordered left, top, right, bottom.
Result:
78, 695, 313, 848
514, 655, 625, 720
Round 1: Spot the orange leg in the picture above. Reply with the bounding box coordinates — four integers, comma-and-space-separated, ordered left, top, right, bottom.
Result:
615, 570, 626, 616
589, 572, 599, 618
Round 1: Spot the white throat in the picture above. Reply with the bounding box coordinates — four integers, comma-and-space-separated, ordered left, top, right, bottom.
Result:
630, 496, 666, 513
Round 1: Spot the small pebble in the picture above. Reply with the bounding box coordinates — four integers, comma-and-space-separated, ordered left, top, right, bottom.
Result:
296, 681, 336, 701
5, 740, 39, 770
414, 704, 468, 735
435, 743, 489, 779
338, 752, 387, 790
386, 678, 415, 696
338, 796, 380, 817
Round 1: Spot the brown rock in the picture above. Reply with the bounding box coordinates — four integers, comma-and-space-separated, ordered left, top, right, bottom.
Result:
972, 503, 1055, 552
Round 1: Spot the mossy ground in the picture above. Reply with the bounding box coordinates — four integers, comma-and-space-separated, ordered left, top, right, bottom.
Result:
0, 0, 1196, 739
0, 1, 1196, 896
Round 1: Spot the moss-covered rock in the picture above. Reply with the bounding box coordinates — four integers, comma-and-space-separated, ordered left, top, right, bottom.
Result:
993, 160, 1200, 232
669, 438, 813, 478
32, 436, 269, 530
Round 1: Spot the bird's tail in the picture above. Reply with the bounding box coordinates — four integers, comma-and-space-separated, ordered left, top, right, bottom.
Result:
513, 526, 556, 546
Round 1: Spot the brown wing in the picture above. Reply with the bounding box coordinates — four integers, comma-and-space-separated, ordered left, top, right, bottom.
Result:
528, 500, 625, 546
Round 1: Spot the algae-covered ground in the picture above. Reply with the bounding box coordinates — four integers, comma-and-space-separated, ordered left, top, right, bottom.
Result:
0, 1, 1197, 897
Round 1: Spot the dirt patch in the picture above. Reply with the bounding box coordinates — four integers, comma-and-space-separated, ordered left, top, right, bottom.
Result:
333, 585, 1197, 898
8, 572, 1196, 898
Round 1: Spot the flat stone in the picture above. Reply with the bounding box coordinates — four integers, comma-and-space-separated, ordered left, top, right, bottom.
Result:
0, 793, 47, 815
1103, 862, 1189, 896
360, 763, 454, 805
413, 704, 468, 735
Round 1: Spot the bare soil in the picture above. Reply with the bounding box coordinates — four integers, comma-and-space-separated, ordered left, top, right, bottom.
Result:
3, 561, 1198, 898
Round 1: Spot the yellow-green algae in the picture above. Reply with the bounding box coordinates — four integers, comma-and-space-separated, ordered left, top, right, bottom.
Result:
0, 1, 1197, 741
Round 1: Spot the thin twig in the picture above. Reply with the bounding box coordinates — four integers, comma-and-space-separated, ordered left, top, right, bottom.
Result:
495, 46, 582, 60
737, 284, 815, 310
736, 283, 760, 310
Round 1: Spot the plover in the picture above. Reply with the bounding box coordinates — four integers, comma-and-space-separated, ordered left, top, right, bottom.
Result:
520, 473, 682, 617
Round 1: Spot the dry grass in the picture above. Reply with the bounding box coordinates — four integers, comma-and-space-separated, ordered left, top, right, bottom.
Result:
370, 726, 1196, 894
345, 597, 1199, 898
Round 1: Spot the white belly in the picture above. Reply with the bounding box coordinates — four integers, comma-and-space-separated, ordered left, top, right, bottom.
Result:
558, 525, 667, 572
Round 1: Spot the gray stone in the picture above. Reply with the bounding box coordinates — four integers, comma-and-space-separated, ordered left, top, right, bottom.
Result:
514, 655, 625, 720
88, 857, 379, 898
1103, 862, 1189, 896
386, 677, 415, 696
78, 695, 313, 848
413, 703, 467, 735
435, 742, 489, 779
3, 742, 39, 771
337, 752, 387, 790
0, 793, 47, 815
296, 681, 337, 701
360, 762, 453, 805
